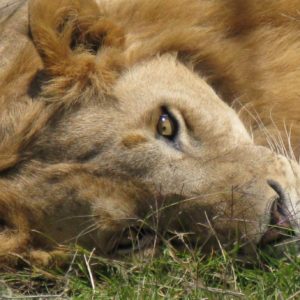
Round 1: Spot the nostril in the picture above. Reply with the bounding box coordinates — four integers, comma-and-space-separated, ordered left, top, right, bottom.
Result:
260, 201, 294, 247
269, 200, 291, 229
267, 179, 291, 223
259, 181, 294, 247
267, 179, 287, 204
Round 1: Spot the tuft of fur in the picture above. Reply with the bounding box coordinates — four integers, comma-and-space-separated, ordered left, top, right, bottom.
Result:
28, 0, 125, 102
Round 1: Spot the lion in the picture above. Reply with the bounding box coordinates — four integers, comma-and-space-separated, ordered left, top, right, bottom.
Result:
0, 0, 300, 267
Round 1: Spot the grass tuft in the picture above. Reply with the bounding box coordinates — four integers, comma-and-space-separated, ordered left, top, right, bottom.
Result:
1, 245, 300, 299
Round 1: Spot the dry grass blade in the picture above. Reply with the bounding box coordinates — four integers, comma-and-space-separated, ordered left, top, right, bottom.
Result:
188, 280, 246, 298
1, 294, 68, 299
84, 248, 96, 293
287, 290, 300, 300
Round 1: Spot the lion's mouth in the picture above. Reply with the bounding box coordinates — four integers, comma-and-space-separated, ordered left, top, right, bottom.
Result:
108, 226, 158, 255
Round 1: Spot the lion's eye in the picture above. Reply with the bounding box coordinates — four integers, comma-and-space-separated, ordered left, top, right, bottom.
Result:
157, 111, 178, 140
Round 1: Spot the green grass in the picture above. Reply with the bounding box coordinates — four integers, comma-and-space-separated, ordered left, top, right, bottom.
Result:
1, 245, 300, 299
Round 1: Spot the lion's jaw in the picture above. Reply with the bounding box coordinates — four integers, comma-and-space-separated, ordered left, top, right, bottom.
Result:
25, 55, 300, 256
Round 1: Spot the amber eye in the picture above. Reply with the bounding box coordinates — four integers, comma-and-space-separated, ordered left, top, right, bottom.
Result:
157, 112, 178, 139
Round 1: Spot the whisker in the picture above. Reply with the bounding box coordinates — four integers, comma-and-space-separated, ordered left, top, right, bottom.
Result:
63, 223, 100, 244
57, 214, 98, 222
283, 121, 297, 162
234, 101, 284, 154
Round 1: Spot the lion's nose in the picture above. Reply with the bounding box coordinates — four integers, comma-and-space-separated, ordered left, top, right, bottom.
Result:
259, 180, 294, 246
267, 180, 288, 204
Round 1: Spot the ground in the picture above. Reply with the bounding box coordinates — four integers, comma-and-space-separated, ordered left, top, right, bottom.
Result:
1, 246, 300, 299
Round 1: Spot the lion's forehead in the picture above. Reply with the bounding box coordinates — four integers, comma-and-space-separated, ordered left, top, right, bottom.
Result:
113, 55, 251, 145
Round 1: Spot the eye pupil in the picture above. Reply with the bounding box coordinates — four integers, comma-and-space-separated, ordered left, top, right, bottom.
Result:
157, 111, 178, 140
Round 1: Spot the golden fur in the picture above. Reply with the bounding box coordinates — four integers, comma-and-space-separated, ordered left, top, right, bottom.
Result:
0, 0, 300, 267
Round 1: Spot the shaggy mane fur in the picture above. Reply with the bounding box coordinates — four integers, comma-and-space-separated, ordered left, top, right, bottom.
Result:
2, 0, 300, 156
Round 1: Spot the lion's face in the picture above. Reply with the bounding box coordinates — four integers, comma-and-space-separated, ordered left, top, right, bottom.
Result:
17, 55, 298, 256
1, 0, 300, 261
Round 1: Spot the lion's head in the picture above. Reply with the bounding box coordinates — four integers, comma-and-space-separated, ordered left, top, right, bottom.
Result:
0, 0, 299, 264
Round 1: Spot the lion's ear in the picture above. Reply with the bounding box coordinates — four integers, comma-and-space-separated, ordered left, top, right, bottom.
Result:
28, 0, 125, 98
